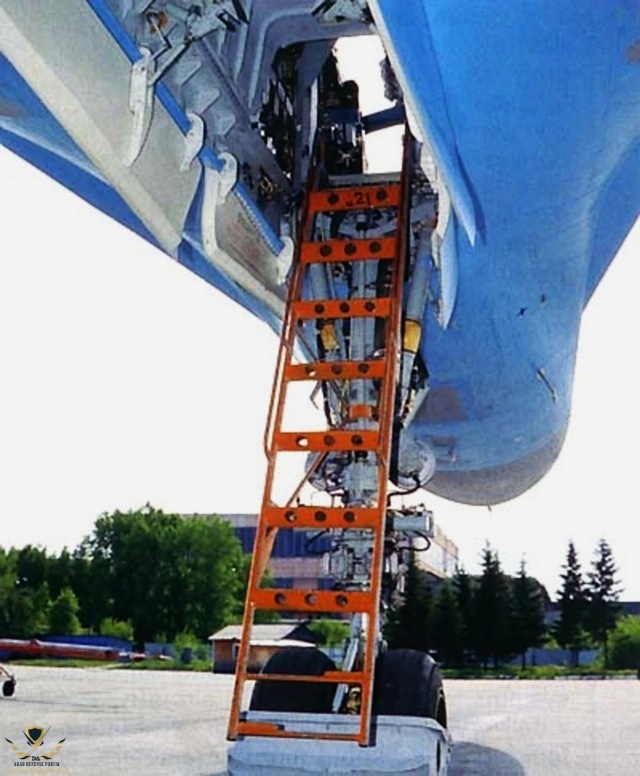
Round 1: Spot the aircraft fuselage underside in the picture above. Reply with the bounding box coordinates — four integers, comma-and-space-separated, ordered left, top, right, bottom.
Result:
2, 1, 640, 504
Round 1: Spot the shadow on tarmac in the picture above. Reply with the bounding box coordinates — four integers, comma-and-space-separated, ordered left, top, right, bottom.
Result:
450, 741, 526, 775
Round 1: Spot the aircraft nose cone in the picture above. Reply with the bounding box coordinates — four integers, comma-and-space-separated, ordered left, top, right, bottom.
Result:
425, 427, 567, 505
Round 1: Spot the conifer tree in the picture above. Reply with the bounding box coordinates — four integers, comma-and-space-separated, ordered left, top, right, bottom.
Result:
511, 559, 546, 669
474, 544, 513, 669
453, 565, 475, 665
432, 579, 464, 666
586, 539, 622, 667
554, 541, 589, 667
384, 554, 433, 652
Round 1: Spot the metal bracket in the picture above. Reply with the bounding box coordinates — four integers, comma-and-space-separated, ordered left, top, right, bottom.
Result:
312, 0, 369, 23
124, 47, 155, 167
217, 152, 238, 203
202, 152, 239, 259
180, 111, 205, 171
275, 236, 294, 285
332, 613, 365, 713
126, 44, 205, 168
165, 0, 248, 36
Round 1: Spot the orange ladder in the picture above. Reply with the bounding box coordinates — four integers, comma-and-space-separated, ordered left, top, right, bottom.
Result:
227, 132, 413, 747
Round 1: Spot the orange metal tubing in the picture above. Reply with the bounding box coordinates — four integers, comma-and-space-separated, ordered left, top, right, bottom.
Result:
262, 504, 381, 530
284, 359, 386, 382
274, 429, 380, 453
245, 670, 365, 684
348, 404, 374, 420
228, 128, 415, 747
251, 588, 377, 615
300, 237, 397, 264
292, 297, 391, 321
237, 722, 361, 742
308, 185, 400, 213
354, 130, 414, 745
229, 135, 328, 743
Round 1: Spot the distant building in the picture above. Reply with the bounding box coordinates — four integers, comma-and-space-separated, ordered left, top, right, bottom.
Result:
209, 621, 318, 673
417, 524, 459, 579
217, 512, 459, 589
220, 512, 329, 590
545, 599, 640, 628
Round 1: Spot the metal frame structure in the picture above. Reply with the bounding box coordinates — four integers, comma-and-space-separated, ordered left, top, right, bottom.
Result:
228, 130, 413, 746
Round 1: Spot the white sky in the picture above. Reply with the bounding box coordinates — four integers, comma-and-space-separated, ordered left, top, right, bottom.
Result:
1, 39, 639, 600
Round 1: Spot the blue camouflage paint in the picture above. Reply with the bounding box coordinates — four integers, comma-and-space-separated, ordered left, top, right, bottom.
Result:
374, 1, 640, 502
2, 3, 640, 504
0, 53, 278, 329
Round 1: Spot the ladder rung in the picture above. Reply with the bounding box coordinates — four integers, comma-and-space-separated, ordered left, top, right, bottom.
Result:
293, 297, 391, 321
262, 505, 383, 530
274, 429, 380, 453
300, 237, 397, 264
348, 404, 374, 420
251, 588, 376, 614
236, 721, 361, 743
245, 670, 366, 685
284, 360, 386, 382
309, 185, 400, 213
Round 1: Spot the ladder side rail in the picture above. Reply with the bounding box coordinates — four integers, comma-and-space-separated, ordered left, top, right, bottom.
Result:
357, 128, 415, 746
228, 263, 306, 741
229, 139, 327, 741
262, 136, 326, 459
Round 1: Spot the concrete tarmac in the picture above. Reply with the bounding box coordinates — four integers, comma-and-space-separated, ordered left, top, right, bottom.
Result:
1, 667, 638, 775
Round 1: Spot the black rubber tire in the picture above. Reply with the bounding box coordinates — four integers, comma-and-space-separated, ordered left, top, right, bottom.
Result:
249, 647, 337, 713
372, 648, 447, 728
2, 679, 15, 698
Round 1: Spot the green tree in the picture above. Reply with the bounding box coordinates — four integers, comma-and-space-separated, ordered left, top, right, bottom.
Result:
452, 565, 476, 665
511, 559, 546, 669
49, 587, 81, 635
0, 548, 52, 637
585, 539, 622, 667
432, 579, 464, 666
608, 616, 640, 670
159, 512, 245, 639
14, 545, 50, 591
99, 617, 134, 641
474, 544, 513, 669
0, 548, 18, 635
47, 548, 75, 599
79, 506, 246, 643
384, 554, 433, 652
71, 545, 111, 633
237, 560, 280, 625
308, 619, 350, 647
554, 541, 589, 667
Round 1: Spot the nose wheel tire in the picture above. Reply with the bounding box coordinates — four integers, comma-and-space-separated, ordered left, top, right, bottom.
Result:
249, 647, 337, 714
372, 648, 447, 728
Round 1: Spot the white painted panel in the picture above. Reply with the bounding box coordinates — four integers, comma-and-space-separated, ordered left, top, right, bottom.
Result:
0, 0, 201, 253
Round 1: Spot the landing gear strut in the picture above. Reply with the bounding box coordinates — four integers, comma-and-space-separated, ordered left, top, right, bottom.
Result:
227, 63, 450, 775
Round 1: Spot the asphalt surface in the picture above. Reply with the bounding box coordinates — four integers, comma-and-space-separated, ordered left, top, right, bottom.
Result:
446, 678, 640, 775
0, 667, 638, 775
